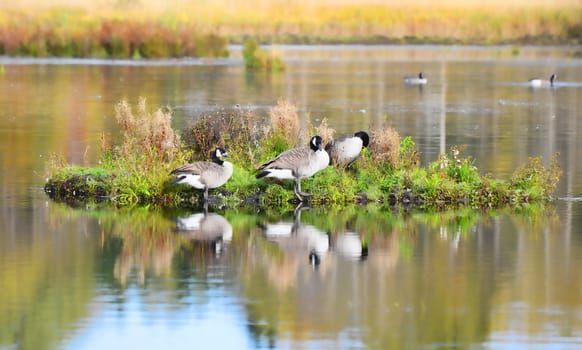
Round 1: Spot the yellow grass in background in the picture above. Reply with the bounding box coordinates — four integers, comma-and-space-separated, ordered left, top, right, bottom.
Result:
2, 0, 581, 11
0, 0, 580, 49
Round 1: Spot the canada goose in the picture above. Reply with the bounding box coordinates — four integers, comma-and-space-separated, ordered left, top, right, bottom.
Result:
403, 72, 427, 85
169, 147, 233, 202
256, 135, 329, 201
529, 74, 556, 88
325, 131, 369, 167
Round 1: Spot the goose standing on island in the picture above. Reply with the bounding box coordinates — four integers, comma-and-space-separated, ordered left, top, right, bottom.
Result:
169, 147, 233, 202
325, 131, 369, 167
256, 136, 329, 201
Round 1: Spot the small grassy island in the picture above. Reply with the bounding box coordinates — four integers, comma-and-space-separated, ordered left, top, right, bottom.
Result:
44, 98, 562, 210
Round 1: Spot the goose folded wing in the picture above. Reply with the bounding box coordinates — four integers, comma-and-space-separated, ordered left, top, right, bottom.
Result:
259, 147, 308, 170
170, 162, 214, 175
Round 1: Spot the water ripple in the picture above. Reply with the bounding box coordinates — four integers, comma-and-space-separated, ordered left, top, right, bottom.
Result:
558, 197, 582, 202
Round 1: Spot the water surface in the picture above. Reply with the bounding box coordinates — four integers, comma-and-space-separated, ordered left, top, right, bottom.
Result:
1, 45, 582, 349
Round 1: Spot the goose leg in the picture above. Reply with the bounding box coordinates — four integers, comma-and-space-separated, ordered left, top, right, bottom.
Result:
293, 180, 303, 201
203, 188, 209, 202
295, 178, 311, 201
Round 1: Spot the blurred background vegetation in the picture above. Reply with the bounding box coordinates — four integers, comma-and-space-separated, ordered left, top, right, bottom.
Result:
0, 0, 580, 58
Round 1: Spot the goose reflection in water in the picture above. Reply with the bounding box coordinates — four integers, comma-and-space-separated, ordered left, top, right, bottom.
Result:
175, 211, 233, 256
263, 205, 329, 268
333, 231, 368, 261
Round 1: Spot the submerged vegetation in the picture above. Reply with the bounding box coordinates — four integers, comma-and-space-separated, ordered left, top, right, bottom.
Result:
45, 98, 562, 210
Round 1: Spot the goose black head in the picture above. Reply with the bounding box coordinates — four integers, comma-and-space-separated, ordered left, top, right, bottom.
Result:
212, 147, 228, 165
354, 131, 370, 148
309, 135, 324, 151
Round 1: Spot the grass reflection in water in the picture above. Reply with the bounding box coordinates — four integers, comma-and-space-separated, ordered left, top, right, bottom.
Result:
35, 200, 560, 349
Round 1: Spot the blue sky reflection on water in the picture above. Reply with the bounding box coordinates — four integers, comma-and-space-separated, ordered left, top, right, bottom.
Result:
66, 287, 253, 350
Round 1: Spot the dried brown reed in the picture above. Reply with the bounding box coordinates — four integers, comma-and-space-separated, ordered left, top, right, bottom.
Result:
311, 117, 335, 147
185, 99, 304, 167
45, 152, 68, 179
114, 98, 180, 163
370, 125, 401, 166
269, 98, 300, 145
184, 107, 262, 164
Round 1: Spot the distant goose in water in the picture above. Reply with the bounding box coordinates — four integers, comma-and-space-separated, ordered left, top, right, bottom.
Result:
169, 147, 233, 202
529, 74, 556, 88
403, 72, 427, 85
256, 136, 329, 201
325, 131, 370, 167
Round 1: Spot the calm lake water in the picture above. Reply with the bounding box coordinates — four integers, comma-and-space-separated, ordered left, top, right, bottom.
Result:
1, 45, 582, 349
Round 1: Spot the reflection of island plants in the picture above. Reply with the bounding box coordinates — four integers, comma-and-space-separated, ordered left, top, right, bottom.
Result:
228, 202, 559, 348
45, 98, 561, 210
41, 197, 558, 295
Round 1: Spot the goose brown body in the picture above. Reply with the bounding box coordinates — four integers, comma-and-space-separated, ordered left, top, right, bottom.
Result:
529, 74, 556, 88
170, 148, 233, 201
256, 136, 329, 201
403, 72, 427, 85
326, 131, 369, 167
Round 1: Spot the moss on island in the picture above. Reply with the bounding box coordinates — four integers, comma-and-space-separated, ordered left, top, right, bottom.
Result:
44, 98, 562, 210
